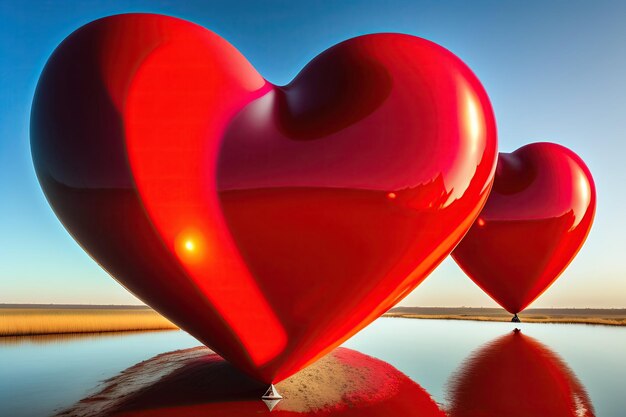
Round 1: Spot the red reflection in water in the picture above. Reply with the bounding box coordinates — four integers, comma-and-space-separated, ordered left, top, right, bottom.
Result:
31, 14, 497, 383
447, 331, 595, 417
452, 143, 596, 314
63, 348, 445, 417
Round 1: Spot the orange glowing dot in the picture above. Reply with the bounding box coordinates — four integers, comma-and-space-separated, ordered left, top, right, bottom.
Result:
175, 230, 207, 263
477, 218, 486, 227
387, 192, 397, 199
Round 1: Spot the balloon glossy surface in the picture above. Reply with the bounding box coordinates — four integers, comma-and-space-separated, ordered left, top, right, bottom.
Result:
31, 14, 497, 383
447, 330, 595, 417
452, 143, 596, 313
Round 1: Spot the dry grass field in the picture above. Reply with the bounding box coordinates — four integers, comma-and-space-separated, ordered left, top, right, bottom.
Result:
0, 305, 178, 336
385, 307, 626, 326
2, 304, 624, 338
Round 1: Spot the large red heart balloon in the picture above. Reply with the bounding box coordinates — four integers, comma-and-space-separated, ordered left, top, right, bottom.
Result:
31, 13, 497, 383
452, 143, 596, 314
447, 331, 595, 417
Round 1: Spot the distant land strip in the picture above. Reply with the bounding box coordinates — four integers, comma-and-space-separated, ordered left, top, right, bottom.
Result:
385, 307, 626, 326
2, 305, 625, 337
0, 303, 152, 309
0, 305, 177, 337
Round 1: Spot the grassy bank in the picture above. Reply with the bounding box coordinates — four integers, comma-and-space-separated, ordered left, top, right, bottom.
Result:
0, 306, 178, 336
385, 307, 626, 326
2, 305, 624, 337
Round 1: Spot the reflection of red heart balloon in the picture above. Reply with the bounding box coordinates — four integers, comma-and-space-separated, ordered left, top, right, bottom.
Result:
31, 14, 497, 383
452, 143, 596, 314
447, 330, 596, 417
59, 347, 446, 417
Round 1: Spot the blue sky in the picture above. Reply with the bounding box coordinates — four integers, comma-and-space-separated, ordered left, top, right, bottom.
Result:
1, 0, 625, 307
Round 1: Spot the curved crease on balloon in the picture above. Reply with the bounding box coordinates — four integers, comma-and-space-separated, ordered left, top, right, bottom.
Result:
447, 330, 595, 417
30, 13, 498, 383
452, 142, 596, 314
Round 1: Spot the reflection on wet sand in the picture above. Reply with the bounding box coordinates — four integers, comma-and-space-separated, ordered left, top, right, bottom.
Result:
446, 329, 595, 417
55, 347, 444, 417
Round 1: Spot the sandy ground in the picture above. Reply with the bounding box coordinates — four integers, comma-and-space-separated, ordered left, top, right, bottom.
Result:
385, 307, 626, 326
54, 347, 444, 417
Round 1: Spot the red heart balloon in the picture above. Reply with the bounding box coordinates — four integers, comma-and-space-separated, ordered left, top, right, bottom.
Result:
31, 13, 497, 383
452, 143, 596, 314
447, 331, 595, 417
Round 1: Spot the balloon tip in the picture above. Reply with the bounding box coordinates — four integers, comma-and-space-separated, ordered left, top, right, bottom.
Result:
262, 384, 283, 411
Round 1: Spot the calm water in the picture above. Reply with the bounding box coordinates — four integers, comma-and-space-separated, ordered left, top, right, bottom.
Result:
0, 318, 624, 416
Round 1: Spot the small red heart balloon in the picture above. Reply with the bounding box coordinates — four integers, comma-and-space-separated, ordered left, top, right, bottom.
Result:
31, 14, 497, 383
452, 143, 596, 314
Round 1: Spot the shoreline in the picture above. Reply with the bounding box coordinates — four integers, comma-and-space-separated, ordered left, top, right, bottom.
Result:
1, 306, 624, 338
384, 306, 626, 326
383, 313, 626, 326
0, 307, 178, 337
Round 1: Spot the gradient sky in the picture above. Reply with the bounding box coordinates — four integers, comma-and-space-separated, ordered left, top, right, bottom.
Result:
1, 0, 625, 308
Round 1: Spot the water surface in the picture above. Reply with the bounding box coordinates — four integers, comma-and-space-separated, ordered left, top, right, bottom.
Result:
0, 318, 623, 416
